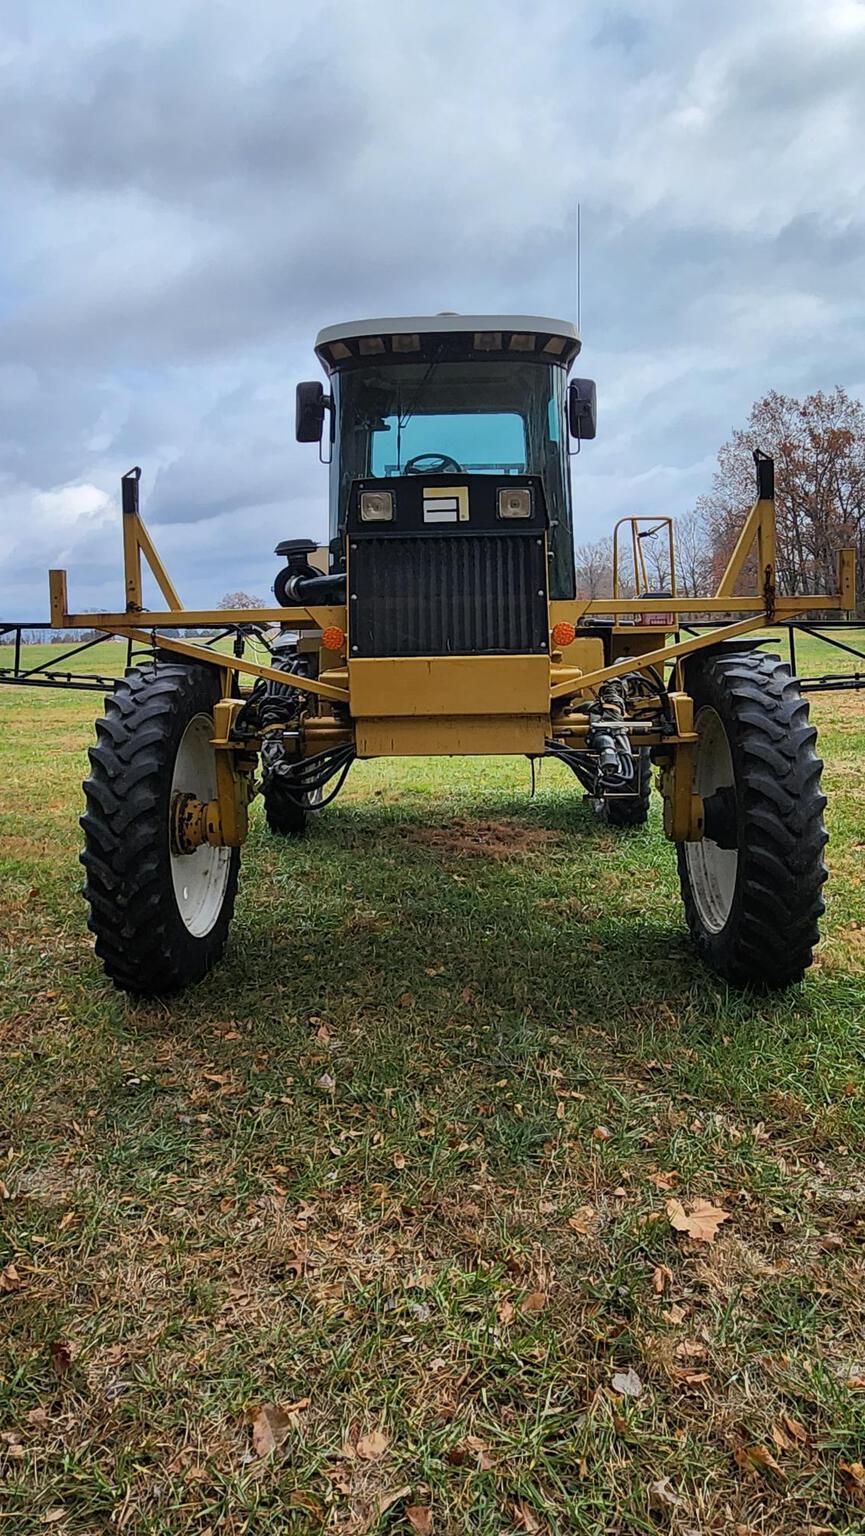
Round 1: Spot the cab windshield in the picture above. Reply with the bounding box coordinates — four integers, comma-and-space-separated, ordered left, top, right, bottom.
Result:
330, 358, 575, 597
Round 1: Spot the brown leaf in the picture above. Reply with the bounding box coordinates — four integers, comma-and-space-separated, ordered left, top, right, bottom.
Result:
49, 1339, 74, 1375
356, 1428, 389, 1460
839, 1459, 865, 1505
592, 1126, 612, 1141
611, 1367, 643, 1398
397, 991, 414, 1008
771, 1423, 791, 1452
377, 1485, 411, 1516
652, 1263, 673, 1294
675, 1339, 706, 1360
407, 1505, 433, 1534
663, 1302, 687, 1325
392, 1152, 406, 1170
250, 1400, 307, 1457
567, 1205, 598, 1235
734, 1443, 784, 1478
519, 1289, 547, 1316
497, 1298, 515, 1324
513, 1501, 542, 1533
666, 1197, 730, 1244
316, 1072, 336, 1093
0, 1263, 21, 1292
781, 1412, 808, 1443
649, 1476, 684, 1510
448, 1435, 492, 1470
43, 1510, 66, 1525
648, 1169, 679, 1190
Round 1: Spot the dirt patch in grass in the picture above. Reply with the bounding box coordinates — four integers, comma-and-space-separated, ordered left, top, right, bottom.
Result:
404, 817, 560, 859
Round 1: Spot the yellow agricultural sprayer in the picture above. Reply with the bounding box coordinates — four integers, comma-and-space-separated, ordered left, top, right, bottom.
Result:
2, 314, 861, 995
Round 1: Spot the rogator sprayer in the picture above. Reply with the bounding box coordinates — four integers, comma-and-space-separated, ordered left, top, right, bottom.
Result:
1, 314, 859, 994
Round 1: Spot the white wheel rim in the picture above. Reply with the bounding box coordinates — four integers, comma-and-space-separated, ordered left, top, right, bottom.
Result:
170, 713, 232, 938
684, 705, 738, 933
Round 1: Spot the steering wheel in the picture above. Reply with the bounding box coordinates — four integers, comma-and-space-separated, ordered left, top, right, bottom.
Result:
403, 452, 464, 475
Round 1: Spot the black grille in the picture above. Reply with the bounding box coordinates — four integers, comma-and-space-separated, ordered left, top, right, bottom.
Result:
349, 534, 548, 657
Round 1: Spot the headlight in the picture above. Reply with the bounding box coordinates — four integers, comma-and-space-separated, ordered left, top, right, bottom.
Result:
497, 486, 532, 519
360, 490, 394, 522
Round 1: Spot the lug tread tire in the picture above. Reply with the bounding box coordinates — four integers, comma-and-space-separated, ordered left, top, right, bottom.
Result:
602, 746, 652, 827
677, 651, 827, 990
81, 663, 240, 996
262, 772, 313, 837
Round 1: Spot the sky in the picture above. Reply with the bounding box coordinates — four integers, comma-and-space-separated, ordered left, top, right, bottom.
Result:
2, 0, 865, 618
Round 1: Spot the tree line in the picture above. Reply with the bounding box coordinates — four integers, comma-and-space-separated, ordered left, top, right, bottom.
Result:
575, 386, 865, 615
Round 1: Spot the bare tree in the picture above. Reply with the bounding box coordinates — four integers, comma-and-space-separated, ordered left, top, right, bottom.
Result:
574, 537, 613, 599
675, 509, 714, 597
695, 387, 865, 613
218, 591, 269, 610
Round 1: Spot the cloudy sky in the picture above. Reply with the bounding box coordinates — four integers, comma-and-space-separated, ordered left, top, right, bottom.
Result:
2, 0, 865, 618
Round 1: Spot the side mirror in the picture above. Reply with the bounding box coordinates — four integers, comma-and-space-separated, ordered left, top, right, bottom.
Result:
296, 381, 327, 443
568, 378, 597, 441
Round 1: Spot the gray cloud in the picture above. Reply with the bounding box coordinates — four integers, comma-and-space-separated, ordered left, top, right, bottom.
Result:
2, 0, 865, 616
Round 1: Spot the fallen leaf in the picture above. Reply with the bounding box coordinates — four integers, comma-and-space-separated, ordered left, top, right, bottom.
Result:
377, 1485, 411, 1516
675, 1339, 706, 1360
513, 1501, 542, 1533
611, 1367, 643, 1398
497, 1298, 515, 1324
49, 1339, 73, 1376
771, 1422, 791, 1452
392, 1152, 406, 1170
648, 1169, 679, 1190
734, 1443, 784, 1478
650, 1476, 684, 1510
666, 1197, 730, 1244
406, 1505, 433, 1534
356, 1428, 389, 1460
519, 1289, 547, 1315
652, 1263, 673, 1294
316, 1073, 336, 1093
0, 1263, 21, 1292
663, 1302, 687, 1324
592, 1126, 612, 1141
839, 1459, 865, 1504
43, 1511, 66, 1525
250, 1400, 307, 1457
397, 991, 414, 1008
567, 1205, 598, 1235
781, 1412, 808, 1443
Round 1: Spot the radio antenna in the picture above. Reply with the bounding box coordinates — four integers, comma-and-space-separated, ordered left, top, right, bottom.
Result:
576, 201, 582, 333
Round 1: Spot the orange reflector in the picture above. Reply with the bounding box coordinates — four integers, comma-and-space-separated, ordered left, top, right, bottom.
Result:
551, 621, 576, 648
322, 625, 346, 653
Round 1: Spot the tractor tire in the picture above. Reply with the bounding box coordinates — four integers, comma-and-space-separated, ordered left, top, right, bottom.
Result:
260, 652, 321, 837
599, 746, 652, 827
262, 774, 321, 837
80, 663, 240, 996
677, 650, 827, 990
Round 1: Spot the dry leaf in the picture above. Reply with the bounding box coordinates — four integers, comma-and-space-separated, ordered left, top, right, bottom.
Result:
513, 1501, 542, 1533
781, 1412, 808, 1443
675, 1339, 706, 1360
648, 1169, 679, 1190
497, 1298, 515, 1324
251, 1403, 291, 1458
771, 1423, 791, 1453
839, 1459, 865, 1504
316, 1073, 336, 1093
519, 1290, 547, 1316
734, 1443, 784, 1478
378, 1485, 411, 1516
611, 1367, 643, 1398
49, 1339, 73, 1376
397, 991, 414, 1008
406, 1507, 433, 1535
666, 1197, 730, 1244
392, 1152, 406, 1170
663, 1302, 687, 1325
0, 1263, 21, 1292
592, 1126, 612, 1142
356, 1428, 389, 1460
652, 1263, 673, 1294
43, 1511, 66, 1525
567, 1205, 598, 1235
650, 1476, 683, 1510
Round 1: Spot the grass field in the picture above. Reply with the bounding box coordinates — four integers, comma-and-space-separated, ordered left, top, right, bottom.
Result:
1, 636, 864, 1535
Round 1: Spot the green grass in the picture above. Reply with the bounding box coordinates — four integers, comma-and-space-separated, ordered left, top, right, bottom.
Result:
1, 636, 864, 1534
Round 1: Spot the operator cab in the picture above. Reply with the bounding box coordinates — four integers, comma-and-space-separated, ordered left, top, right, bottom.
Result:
295, 315, 596, 602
